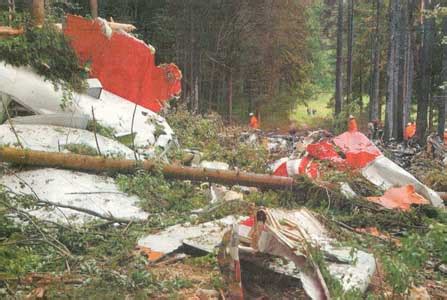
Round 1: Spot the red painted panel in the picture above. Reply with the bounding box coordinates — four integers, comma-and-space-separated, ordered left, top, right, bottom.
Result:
64, 15, 181, 112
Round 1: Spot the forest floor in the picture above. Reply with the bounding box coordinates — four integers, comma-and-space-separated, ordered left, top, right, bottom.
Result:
1, 110, 447, 299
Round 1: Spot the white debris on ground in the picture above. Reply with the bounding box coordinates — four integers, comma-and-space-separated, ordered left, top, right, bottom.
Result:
199, 160, 230, 170
10, 113, 90, 129
362, 155, 444, 207
139, 209, 376, 294
0, 168, 149, 225
137, 216, 240, 254
0, 124, 136, 159
0, 62, 174, 156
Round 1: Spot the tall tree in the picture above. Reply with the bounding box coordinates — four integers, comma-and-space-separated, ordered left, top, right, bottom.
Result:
346, 0, 354, 105
385, 0, 399, 139
31, 0, 44, 27
89, 0, 98, 19
415, 0, 434, 143
438, 15, 447, 138
403, 0, 417, 127
370, 0, 381, 121
335, 0, 344, 115
395, 0, 408, 141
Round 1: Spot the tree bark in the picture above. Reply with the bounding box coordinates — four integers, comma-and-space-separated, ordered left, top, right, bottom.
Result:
31, 0, 44, 27
0, 148, 295, 190
370, 0, 381, 121
438, 16, 447, 138
385, 0, 398, 140
395, 0, 407, 141
227, 70, 233, 124
89, 0, 98, 19
346, 0, 354, 105
335, 0, 344, 116
415, 0, 433, 144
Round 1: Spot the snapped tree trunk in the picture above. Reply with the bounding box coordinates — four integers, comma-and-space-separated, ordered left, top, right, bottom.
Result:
0, 148, 295, 190
370, 0, 381, 121
31, 0, 44, 27
89, 0, 98, 19
335, 0, 344, 116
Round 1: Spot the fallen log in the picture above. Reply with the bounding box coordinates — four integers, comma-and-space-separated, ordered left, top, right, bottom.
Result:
0, 147, 294, 190
0, 26, 24, 37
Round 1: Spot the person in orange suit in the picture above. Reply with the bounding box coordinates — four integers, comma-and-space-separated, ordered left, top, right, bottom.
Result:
404, 122, 416, 140
348, 115, 358, 132
249, 113, 259, 129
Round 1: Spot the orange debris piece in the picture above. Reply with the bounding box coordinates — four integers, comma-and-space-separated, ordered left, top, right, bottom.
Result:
135, 246, 164, 262
367, 185, 430, 211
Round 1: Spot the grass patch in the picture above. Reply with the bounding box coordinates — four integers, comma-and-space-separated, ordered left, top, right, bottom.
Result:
291, 93, 333, 129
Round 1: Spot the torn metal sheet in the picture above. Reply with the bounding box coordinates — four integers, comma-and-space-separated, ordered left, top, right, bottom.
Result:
0, 168, 148, 224
86, 78, 102, 99
137, 216, 240, 255
362, 155, 444, 208
64, 15, 182, 113
10, 113, 89, 129
0, 124, 136, 159
0, 62, 174, 155
144, 209, 375, 295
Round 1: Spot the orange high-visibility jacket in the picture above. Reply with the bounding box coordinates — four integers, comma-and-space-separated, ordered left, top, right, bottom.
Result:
249, 116, 259, 129
348, 118, 358, 132
404, 123, 416, 140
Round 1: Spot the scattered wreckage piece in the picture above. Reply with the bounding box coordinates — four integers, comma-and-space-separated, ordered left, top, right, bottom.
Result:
139, 209, 375, 298
272, 128, 444, 209
0, 147, 295, 190
0, 62, 174, 155
0, 124, 136, 159
0, 168, 149, 224
362, 155, 444, 208
64, 15, 182, 112
137, 216, 240, 261
10, 113, 89, 129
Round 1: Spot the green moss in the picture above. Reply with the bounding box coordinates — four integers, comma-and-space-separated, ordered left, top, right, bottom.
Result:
63, 143, 98, 156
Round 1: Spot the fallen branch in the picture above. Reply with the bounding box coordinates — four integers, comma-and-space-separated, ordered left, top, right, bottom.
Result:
34, 198, 146, 224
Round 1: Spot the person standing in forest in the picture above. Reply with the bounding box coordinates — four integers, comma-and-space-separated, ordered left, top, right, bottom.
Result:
249, 113, 259, 129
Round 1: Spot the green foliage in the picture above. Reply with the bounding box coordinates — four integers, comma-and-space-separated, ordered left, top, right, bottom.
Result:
165, 108, 269, 173
63, 143, 98, 156
86, 121, 116, 140
116, 171, 208, 214
0, 16, 87, 109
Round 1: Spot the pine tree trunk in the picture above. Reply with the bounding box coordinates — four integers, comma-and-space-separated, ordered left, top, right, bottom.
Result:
395, 0, 407, 141
415, 0, 433, 144
438, 16, 447, 138
385, 0, 398, 140
346, 0, 354, 105
227, 70, 233, 124
370, 0, 381, 121
0, 148, 295, 190
335, 0, 344, 116
31, 0, 44, 27
89, 0, 98, 19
